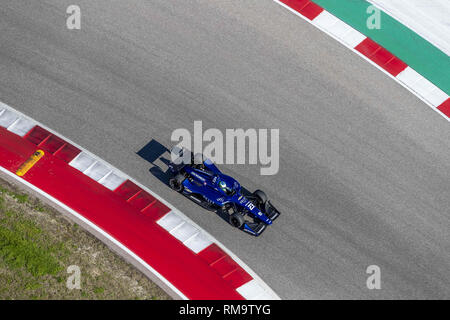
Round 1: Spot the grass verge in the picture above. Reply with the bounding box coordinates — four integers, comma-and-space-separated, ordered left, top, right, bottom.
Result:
0, 178, 170, 300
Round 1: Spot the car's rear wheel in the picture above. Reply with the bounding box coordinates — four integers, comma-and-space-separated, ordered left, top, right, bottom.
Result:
229, 213, 245, 228
169, 173, 185, 192
253, 189, 267, 207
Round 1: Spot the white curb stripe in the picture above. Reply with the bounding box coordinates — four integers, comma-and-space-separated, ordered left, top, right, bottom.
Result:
396, 67, 449, 107
99, 171, 127, 191
0, 102, 38, 137
0, 108, 20, 129
84, 161, 112, 182
237, 279, 274, 300
157, 211, 212, 254
312, 10, 366, 48
7, 118, 36, 137
70, 152, 96, 172
69, 151, 127, 191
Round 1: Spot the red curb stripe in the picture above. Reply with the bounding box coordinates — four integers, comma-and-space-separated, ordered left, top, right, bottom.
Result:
384, 56, 409, 77
24, 126, 49, 144
198, 244, 253, 289
371, 47, 394, 66
199, 243, 227, 265
223, 267, 253, 289
55, 144, 81, 163
212, 256, 240, 277
115, 179, 141, 200
129, 189, 156, 211
355, 38, 407, 76
141, 200, 170, 221
354, 37, 379, 56
0, 127, 33, 170
114, 179, 171, 220
24, 126, 81, 163
437, 98, 450, 117
300, 1, 324, 20
0, 128, 245, 299
280, 0, 324, 20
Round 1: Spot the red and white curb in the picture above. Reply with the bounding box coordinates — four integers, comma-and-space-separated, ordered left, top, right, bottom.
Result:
0, 101, 280, 300
273, 0, 450, 121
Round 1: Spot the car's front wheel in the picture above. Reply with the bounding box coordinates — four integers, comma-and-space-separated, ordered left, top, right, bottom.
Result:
253, 189, 267, 207
229, 213, 245, 228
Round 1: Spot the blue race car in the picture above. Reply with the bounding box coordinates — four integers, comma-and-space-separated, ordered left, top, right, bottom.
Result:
168, 148, 280, 236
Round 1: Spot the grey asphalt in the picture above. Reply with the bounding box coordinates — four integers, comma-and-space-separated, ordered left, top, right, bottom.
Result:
1, 0, 449, 299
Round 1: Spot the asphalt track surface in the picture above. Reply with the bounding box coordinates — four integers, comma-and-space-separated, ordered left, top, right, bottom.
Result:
1, 0, 449, 299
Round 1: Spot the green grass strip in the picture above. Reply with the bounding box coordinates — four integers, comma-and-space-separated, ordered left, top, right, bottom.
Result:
0, 193, 62, 277
311, 0, 450, 95
0, 225, 62, 277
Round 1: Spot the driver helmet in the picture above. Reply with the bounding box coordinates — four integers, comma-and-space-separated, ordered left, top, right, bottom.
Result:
218, 180, 231, 194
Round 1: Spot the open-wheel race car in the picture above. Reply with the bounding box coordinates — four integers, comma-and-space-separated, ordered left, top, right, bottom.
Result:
167, 148, 280, 236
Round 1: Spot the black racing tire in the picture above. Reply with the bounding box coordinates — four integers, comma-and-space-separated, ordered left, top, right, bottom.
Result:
169, 173, 185, 192
253, 189, 268, 206
229, 213, 245, 228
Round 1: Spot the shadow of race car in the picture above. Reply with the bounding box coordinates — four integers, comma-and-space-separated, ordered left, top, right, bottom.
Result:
167, 148, 280, 236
